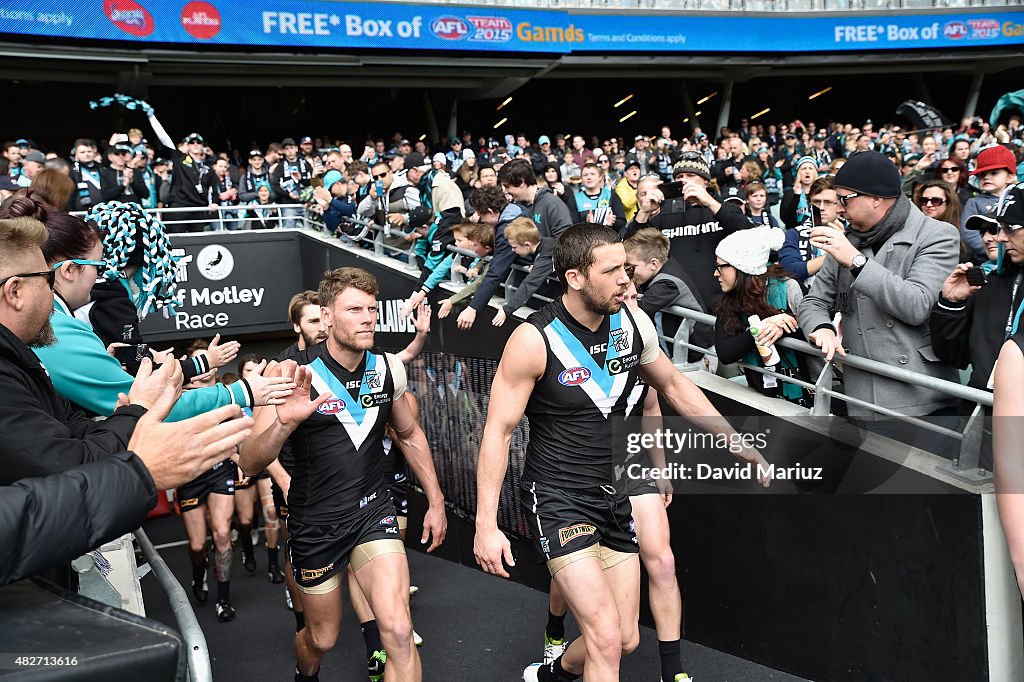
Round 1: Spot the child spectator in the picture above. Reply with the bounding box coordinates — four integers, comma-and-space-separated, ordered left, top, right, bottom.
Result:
490, 217, 556, 326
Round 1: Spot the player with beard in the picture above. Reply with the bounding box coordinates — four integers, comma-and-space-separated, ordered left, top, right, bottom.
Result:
474, 224, 770, 682
240, 269, 446, 682
269, 291, 329, 631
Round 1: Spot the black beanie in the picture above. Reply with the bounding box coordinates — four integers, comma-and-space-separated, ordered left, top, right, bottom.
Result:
834, 151, 902, 198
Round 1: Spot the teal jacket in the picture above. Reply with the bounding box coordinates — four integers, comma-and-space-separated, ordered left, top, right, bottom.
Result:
34, 295, 251, 419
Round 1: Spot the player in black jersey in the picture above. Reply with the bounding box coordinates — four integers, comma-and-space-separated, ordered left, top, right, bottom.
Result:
269, 290, 329, 629
543, 282, 689, 681
240, 268, 446, 682
474, 224, 770, 682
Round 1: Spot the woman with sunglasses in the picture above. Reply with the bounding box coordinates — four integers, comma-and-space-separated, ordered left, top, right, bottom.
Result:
713, 226, 814, 405
0, 194, 294, 421
913, 178, 963, 250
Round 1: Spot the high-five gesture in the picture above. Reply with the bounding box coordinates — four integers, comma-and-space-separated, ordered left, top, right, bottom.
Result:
274, 360, 332, 426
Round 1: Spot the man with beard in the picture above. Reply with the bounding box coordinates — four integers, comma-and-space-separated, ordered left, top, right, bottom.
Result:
240, 268, 446, 682
0, 215, 254, 585
474, 224, 769, 682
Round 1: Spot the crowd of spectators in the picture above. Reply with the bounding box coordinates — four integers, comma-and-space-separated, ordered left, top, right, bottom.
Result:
2, 109, 1023, 452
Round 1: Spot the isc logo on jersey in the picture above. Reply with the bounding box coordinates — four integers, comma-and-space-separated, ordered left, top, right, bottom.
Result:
559, 367, 591, 386
317, 398, 347, 415
431, 16, 468, 40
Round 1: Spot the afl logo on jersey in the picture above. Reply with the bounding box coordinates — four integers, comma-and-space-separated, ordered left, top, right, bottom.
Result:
558, 367, 591, 386
317, 398, 346, 415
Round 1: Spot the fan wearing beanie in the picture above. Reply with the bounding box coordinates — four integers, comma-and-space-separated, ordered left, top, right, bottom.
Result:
780, 156, 820, 229
796, 151, 962, 437
712, 227, 813, 403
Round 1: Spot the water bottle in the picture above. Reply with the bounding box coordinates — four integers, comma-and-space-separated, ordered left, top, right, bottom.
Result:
748, 315, 781, 366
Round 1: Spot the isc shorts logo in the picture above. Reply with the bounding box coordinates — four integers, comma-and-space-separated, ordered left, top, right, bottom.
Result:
431, 16, 468, 40
300, 562, 335, 582
558, 367, 591, 386
104, 0, 155, 37
558, 523, 596, 547
359, 492, 378, 508
379, 515, 396, 525
181, 1, 221, 40
317, 398, 347, 415
943, 21, 967, 39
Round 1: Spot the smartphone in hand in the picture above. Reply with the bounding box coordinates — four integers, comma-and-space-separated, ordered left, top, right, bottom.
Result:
965, 267, 987, 287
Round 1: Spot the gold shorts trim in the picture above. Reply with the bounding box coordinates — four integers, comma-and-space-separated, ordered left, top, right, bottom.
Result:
547, 544, 636, 575
351, 538, 406, 572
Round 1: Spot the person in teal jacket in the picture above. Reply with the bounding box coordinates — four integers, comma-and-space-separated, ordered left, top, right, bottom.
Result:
0, 195, 294, 418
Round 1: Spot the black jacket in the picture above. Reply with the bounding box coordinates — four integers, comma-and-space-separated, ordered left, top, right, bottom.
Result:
624, 199, 750, 309
0, 322, 146, 486
930, 263, 1024, 392
0, 453, 156, 587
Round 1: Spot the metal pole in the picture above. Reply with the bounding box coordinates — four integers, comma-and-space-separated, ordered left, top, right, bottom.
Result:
134, 528, 212, 682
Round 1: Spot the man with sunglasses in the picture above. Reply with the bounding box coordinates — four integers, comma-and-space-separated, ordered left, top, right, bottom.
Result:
0, 215, 255, 588
931, 183, 1024, 467
961, 145, 1018, 264
798, 151, 961, 451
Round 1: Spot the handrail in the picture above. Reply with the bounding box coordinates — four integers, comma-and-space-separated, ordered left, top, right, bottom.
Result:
134, 528, 212, 682
664, 304, 993, 408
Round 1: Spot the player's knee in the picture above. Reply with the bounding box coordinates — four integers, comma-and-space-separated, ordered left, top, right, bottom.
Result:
304, 622, 339, 655
211, 528, 230, 547
620, 626, 640, 655
645, 547, 677, 584
188, 540, 206, 555
588, 623, 625, 664
377, 610, 414, 650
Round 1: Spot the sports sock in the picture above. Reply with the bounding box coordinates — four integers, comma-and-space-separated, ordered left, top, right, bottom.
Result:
546, 611, 566, 641
267, 545, 279, 568
239, 523, 254, 555
216, 580, 230, 603
539, 656, 579, 682
361, 620, 383, 657
294, 610, 306, 632
294, 667, 319, 682
659, 639, 682, 680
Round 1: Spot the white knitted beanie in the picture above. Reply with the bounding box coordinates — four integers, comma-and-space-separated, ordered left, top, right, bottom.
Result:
715, 227, 786, 275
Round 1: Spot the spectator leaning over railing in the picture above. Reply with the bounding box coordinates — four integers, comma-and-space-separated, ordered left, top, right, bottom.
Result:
490, 217, 555, 327
930, 184, 1024, 467
404, 221, 494, 318
623, 227, 711, 366
798, 151, 961, 451
454, 185, 524, 331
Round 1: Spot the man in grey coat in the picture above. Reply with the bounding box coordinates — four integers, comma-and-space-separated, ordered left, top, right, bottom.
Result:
797, 151, 962, 451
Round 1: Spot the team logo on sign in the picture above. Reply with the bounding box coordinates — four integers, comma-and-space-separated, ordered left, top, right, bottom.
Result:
196, 244, 234, 281
558, 524, 596, 547
467, 16, 512, 42
317, 398, 346, 415
943, 21, 967, 39
968, 19, 1000, 39
104, 0, 155, 37
181, 1, 221, 39
558, 367, 591, 386
431, 16, 468, 40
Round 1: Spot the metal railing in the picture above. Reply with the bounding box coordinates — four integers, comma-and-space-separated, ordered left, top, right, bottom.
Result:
662, 304, 993, 483
378, 0, 1019, 10
135, 528, 212, 682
